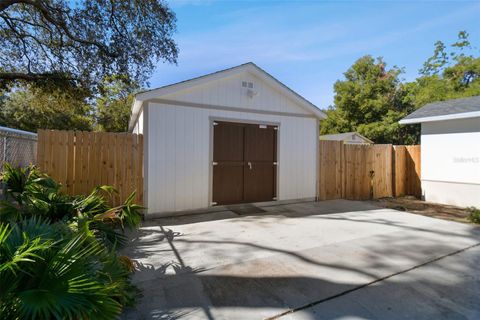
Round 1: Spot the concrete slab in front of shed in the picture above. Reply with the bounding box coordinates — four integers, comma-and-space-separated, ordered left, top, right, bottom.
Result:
121, 200, 480, 320
283, 245, 480, 320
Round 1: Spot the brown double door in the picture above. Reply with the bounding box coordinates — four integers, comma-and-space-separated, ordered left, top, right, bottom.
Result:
212, 121, 277, 205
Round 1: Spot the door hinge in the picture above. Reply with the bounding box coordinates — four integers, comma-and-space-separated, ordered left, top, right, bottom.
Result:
213, 122, 218, 126
273, 127, 278, 130
212, 162, 218, 166
273, 162, 278, 165
211, 202, 218, 206
272, 197, 277, 200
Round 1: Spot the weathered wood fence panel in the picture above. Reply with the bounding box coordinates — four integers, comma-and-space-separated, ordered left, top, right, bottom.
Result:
405, 145, 421, 197
319, 141, 420, 201
318, 140, 344, 200
393, 145, 421, 198
344, 144, 371, 200
371, 144, 394, 199
37, 130, 143, 206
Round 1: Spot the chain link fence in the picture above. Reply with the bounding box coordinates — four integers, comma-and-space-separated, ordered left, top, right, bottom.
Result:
0, 126, 37, 199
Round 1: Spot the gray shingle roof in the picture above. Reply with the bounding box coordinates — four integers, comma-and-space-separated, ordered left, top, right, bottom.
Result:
400, 96, 480, 123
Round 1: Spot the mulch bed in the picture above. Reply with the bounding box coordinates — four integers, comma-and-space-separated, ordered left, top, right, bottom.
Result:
374, 196, 474, 224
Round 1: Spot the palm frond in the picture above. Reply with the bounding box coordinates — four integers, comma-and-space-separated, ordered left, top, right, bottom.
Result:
0, 165, 142, 319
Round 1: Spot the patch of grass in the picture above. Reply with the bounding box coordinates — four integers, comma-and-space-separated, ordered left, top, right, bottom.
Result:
467, 207, 480, 224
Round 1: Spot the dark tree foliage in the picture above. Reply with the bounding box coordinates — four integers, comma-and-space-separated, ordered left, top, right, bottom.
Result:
410, 30, 480, 107
0, 0, 178, 91
321, 31, 479, 145
0, 84, 94, 131
320, 56, 419, 144
96, 75, 139, 132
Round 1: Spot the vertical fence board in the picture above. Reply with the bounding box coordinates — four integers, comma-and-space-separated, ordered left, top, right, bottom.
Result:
66, 131, 75, 194
115, 134, 124, 206
318, 141, 343, 200
99, 133, 108, 187
406, 145, 421, 197
37, 130, 46, 169
393, 145, 405, 197
124, 134, 133, 203
136, 134, 144, 205
393, 145, 421, 198
57, 131, 67, 188
131, 134, 138, 203
90, 132, 100, 191
44, 130, 53, 176
74, 132, 83, 195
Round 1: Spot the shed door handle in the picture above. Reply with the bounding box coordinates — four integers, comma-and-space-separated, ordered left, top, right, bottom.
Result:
248, 162, 252, 170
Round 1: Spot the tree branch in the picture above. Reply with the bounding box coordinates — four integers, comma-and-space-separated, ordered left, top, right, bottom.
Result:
1, 0, 118, 57
0, 72, 74, 81
0, 13, 52, 33
31, 0, 119, 57
0, 0, 22, 12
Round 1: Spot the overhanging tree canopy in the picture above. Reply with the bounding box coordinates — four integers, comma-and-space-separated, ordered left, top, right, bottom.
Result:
0, 0, 178, 90
320, 56, 418, 144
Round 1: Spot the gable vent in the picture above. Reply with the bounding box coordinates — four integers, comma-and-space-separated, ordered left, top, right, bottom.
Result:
242, 81, 254, 88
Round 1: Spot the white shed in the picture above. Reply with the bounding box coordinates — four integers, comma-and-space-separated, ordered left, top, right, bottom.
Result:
400, 96, 480, 208
129, 62, 326, 216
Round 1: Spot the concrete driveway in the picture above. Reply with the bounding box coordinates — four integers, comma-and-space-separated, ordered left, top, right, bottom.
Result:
121, 200, 480, 320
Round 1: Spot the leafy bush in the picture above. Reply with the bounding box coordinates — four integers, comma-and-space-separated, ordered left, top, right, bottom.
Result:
0, 164, 142, 319
467, 207, 480, 224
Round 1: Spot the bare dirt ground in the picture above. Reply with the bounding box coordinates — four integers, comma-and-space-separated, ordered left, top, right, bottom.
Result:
374, 197, 473, 224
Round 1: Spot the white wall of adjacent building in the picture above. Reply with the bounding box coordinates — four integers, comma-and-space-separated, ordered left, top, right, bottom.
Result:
421, 117, 480, 207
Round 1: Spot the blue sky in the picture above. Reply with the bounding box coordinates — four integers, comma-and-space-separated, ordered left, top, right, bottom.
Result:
149, 0, 480, 109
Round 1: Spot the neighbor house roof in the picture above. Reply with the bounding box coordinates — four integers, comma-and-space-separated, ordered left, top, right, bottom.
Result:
320, 132, 373, 144
399, 96, 480, 124
129, 62, 326, 131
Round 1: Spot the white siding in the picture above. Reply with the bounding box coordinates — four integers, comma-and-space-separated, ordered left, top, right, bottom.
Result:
162, 72, 312, 116
421, 117, 480, 207
145, 102, 317, 215
421, 180, 480, 208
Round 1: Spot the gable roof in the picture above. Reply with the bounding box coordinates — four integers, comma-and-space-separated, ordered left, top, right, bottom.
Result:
399, 96, 480, 124
129, 62, 326, 131
320, 132, 373, 144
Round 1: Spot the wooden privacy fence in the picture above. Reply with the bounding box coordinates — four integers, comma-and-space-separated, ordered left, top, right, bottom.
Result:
37, 130, 143, 206
393, 145, 421, 197
318, 141, 421, 201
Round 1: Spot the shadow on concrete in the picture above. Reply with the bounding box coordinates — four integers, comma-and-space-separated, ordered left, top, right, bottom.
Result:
124, 251, 480, 320
122, 200, 480, 320
151, 200, 383, 226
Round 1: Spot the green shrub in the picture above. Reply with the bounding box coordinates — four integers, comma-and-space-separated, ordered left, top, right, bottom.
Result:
467, 207, 480, 224
0, 164, 143, 319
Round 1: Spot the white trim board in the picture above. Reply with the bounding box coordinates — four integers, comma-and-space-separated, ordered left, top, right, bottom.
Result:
399, 111, 480, 124
128, 62, 326, 131
149, 99, 318, 119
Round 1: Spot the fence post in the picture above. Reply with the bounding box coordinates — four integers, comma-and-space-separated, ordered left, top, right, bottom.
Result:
1, 136, 5, 199
2, 136, 6, 167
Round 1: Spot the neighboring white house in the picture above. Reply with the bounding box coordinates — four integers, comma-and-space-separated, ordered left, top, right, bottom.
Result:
400, 96, 480, 208
320, 132, 373, 144
129, 62, 326, 216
